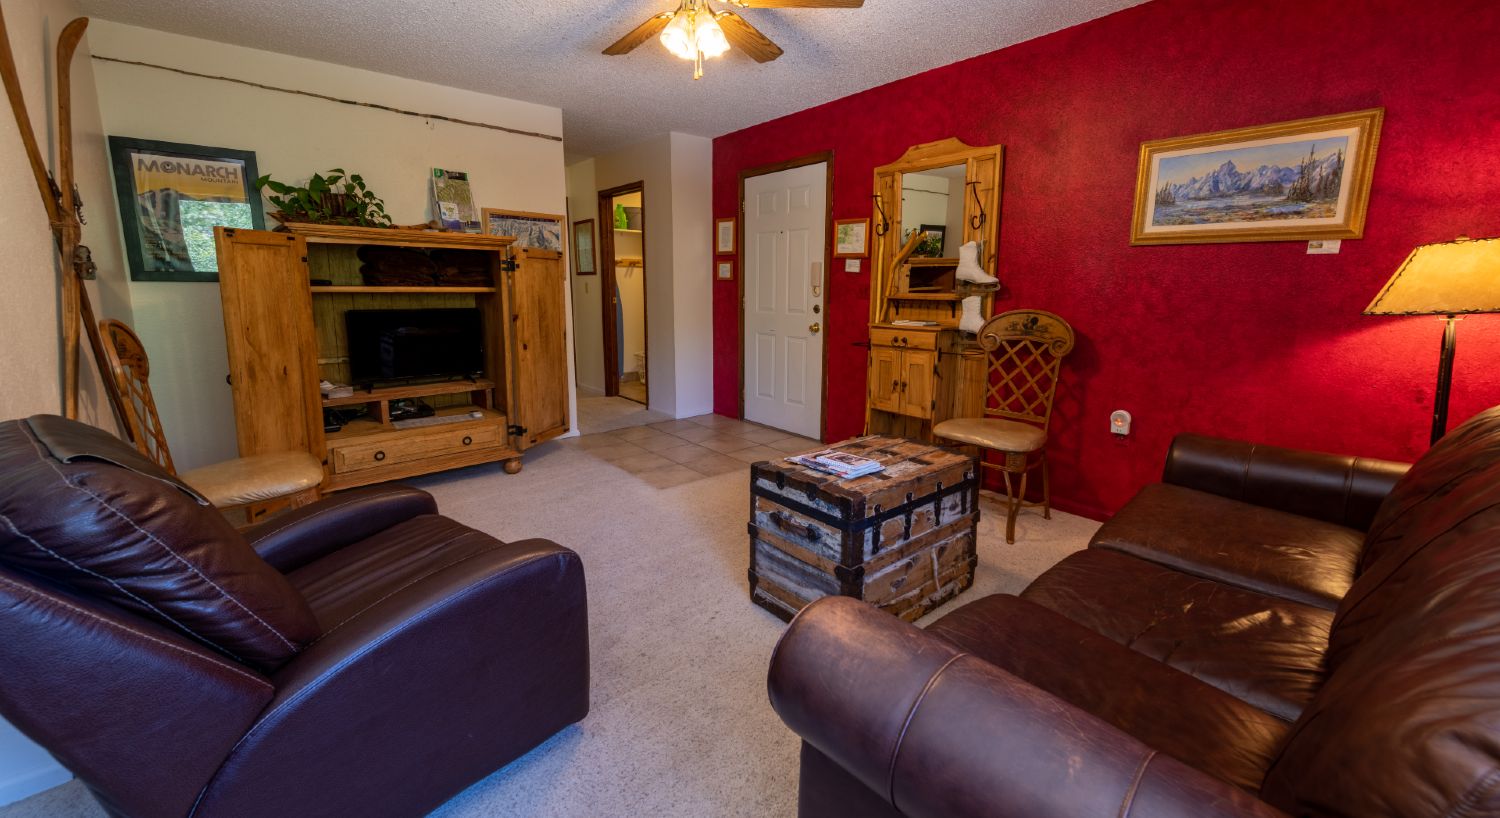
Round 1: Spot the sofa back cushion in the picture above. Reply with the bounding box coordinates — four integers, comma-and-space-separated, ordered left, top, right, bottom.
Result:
1261, 407, 1500, 815
0, 416, 320, 670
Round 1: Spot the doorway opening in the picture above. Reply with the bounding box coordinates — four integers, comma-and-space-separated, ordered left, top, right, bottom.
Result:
598, 182, 647, 406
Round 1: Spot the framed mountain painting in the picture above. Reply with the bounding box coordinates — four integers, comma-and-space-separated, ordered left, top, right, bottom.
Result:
1131, 109, 1383, 245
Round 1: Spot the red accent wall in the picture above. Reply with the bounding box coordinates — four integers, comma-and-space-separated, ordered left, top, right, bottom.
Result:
712, 0, 1500, 519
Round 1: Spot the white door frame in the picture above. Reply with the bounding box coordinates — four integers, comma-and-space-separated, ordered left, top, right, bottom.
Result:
738, 153, 832, 440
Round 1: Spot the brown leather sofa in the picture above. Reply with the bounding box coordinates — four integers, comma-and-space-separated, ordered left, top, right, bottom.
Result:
770, 406, 1500, 817
0, 415, 589, 818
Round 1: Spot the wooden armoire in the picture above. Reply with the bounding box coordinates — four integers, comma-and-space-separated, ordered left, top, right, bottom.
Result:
214, 223, 569, 490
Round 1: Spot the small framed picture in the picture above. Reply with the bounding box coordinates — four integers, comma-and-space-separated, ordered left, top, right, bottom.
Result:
715, 217, 736, 254
833, 218, 870, 258
572, 218, 597, 275
481, 208, 564, 250
716, 259, 734, 281
107, 137, 264, 282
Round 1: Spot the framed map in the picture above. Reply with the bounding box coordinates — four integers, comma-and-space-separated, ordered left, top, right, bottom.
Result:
483, 208, 564, 251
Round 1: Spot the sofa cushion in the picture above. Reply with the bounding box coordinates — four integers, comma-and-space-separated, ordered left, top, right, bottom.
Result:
287, 514, 509, 631
1328, 406, 1500, 672
1259, 408, 1500, 816
1091, 482, 1363, 610
1020, 548, 1331, 722
0, 417, 320, 671
927, 593, 1289, 792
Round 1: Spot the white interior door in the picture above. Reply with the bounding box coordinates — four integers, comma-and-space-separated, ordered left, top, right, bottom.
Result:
743, 162, 826, 438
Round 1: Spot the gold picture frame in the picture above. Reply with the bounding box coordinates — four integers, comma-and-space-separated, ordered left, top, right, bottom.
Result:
833, 218, 870, 258
715, 217, 736, 254
1130, 108, 1383, 245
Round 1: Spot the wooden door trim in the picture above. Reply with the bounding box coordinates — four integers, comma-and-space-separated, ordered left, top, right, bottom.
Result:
597, 180, 646, 401
737, 151, 834, 441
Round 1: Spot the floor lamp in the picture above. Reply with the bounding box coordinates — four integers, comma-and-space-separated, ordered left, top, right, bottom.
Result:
1365, 236, 1500, 445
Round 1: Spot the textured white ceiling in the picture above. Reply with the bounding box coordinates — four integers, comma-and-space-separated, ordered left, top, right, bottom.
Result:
77, 0, 1146, 161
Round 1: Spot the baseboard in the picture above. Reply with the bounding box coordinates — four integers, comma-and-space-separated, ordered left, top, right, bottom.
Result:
576, 383, 605, 397
0, 762, 71, 808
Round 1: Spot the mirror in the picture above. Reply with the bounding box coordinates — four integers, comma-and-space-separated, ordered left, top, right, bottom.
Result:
899, 163, 967, 259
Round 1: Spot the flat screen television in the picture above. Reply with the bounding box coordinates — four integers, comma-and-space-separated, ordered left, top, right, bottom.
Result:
345, 308, 485, 385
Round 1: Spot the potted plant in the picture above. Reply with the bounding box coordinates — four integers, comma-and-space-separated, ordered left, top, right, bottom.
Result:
255, 168, 392, 227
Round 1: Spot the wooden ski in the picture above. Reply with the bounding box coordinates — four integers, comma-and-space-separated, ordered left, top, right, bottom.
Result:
0, 9, 125, 426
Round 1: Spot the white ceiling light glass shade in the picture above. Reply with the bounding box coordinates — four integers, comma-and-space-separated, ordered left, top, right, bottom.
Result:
659, 11, 696, 60
694, 8, 730, 58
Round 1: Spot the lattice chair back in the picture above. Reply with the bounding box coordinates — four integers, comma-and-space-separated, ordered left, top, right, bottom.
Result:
977, 310, 1076, 429
99, 319, 177, 475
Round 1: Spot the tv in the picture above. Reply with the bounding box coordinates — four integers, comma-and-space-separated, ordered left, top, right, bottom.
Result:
345, 308, 484, 385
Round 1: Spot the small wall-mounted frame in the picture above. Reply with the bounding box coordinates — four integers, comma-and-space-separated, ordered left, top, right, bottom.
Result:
1131, 108, 1383, 245
716, 259, 735, 281
715, 217, 736, 254
572, 218, 597, 275
833, 218, 870, 258
108, 136, 264, 282
482, 208, 564, 250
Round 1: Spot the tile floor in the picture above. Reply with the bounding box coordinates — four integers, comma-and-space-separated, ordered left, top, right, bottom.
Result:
558, 413, 820, 489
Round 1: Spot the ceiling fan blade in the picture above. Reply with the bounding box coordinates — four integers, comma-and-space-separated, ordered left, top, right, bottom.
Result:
729, 0, 864, 8
716, 11, 784, 63
602, 12, 675, 56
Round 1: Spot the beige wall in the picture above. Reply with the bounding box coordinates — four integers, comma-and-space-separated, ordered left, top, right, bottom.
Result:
89, 21, 575, 467
588, 132, 712, 417
566, 157, 605, 395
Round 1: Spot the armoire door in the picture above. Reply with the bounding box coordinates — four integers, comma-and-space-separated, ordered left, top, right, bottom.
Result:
214, 227, 325, 462
508, 247, 570, 448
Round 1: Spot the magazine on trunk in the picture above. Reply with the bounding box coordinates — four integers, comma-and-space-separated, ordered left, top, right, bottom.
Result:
787, 449, 883, 478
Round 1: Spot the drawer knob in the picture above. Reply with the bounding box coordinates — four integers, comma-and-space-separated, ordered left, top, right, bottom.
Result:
374, 450, 386, 461
462, 435, 473, 446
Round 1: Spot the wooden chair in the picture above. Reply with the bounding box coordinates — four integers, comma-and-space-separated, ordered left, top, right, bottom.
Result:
98, 319, 324, 521
934, 309, 1075, 544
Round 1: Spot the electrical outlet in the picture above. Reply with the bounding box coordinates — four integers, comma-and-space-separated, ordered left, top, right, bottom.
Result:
1110, 410, 1132, 436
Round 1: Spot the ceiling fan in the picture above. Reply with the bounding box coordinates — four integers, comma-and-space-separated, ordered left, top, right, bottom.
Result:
603, 0, 865, 80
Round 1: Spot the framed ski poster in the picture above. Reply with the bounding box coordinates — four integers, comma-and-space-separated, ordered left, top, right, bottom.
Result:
108, 137, 264, 282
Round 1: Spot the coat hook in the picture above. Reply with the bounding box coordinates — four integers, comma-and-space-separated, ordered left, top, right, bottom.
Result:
967, 181, 987, 230
872, 193, 890, 236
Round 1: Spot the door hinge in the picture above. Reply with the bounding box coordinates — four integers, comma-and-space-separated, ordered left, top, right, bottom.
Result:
508, 424, 528, 437
499, 258, 518, 272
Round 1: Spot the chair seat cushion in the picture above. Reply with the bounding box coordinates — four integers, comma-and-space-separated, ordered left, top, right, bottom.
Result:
287, 514, 510, 632
182, 452, 325, 508
1020, 548, 1333, 722
0, 417, 320, 671
927, 593, 1289, 792
933, 417, 1045, 452
1090, 483, 1364, 610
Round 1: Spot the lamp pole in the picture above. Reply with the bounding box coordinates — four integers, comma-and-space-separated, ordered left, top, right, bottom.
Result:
1432, 314, 1459, 446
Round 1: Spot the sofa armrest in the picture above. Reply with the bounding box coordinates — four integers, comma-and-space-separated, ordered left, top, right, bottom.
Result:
769, 597, 1287, 818
192, 537, 589, 817
243, 485, 438, 572
1163, 434, 1409, 530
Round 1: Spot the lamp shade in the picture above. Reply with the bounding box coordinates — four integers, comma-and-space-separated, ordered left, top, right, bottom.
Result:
1365, 236, 1500, 316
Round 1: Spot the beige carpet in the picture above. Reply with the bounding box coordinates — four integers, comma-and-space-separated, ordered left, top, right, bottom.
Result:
0, 424, 1098, 818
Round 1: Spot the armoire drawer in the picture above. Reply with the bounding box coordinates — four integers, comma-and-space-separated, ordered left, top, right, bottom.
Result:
869, 326, 938, 350
330, 422, 504, 474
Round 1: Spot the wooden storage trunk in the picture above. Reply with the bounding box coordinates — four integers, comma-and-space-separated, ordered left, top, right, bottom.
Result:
748, 436, 979, 623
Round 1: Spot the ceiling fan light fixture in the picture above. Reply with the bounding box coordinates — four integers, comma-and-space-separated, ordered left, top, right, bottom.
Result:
693, 7, 731, 58
658, 11, 697, 60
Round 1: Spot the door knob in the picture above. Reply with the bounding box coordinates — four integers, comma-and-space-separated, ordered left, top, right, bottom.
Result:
808, 322, 821, 334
